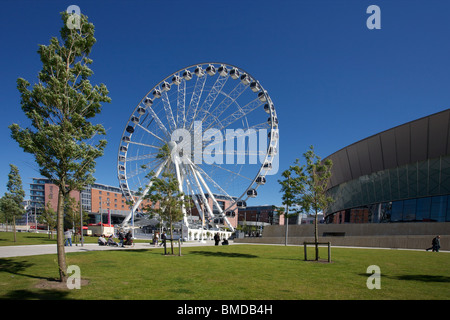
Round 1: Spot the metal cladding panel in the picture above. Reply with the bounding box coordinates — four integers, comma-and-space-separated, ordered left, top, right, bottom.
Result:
337, 149, 352, 183
328, 153, 343, 187
380, 130, 397, 169
346, 144, 361, 179
410, 117, 428, 162
394, 124, 411, 166
325, 109, 450, 189
356, 140, 372, 176
428, 110, 449, 159
367, 135, 383, 173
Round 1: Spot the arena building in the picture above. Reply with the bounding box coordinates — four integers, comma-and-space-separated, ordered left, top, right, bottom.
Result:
324, 109, 450, 224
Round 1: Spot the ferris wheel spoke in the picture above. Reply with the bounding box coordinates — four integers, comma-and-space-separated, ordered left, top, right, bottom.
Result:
190, 162, 235, 202
142, 105, 170, 139
201, 80, 248, 130
207, 163, 254, 182
125, 159, 163, 181
127, 140, 160, 149
124, 152, 160, 162
201, 121, 269, 152
192, 74, 229, 130
206, 97, 264, 132
188, 162, 234, 229
122, 159, 168, 226
185, 75, 207, 130
135, 123, 167, 143
176, 78, 186, 128
188, 162, 215, 221
161, 90, 177, 132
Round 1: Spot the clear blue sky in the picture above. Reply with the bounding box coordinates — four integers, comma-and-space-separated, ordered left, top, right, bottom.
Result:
1, 0, 449, 207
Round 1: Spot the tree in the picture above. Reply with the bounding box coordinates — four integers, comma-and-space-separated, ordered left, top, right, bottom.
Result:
1, 164, 26, 242
297, 145, 333, 260
277, 164, 305, 246
9, 12, 111, 281
63, 195, 89, 243
39, 201, 58, 239
144, 171, 189, 255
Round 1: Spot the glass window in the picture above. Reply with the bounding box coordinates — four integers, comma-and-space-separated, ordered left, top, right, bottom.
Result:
428, 159, 441, 195
430, 196, 446, 222
416, 197, 431, 221
391, 200, 403, 222
403, 199, 416, 221
398, 167, 408, 199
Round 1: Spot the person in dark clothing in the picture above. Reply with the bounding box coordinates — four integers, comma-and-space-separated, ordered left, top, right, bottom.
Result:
124, 230, 133, 246
159, 232, 167, 247
118, 230, 125, 247
426, 235, 441, 252
214, 232, 220, 246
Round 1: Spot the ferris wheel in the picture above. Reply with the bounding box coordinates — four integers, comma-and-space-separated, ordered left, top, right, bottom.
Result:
117, 62, 279, 232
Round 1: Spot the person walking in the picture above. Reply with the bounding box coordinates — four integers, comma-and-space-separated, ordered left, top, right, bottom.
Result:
64, 228, 73, 246
153, 232, 159, 247
426, 235, 441, 252
160, 231, 166, 247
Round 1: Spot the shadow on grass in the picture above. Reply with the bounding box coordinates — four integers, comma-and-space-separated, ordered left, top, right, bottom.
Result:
189, 250, 258, 259
358, 273, 450, 283
1, 289, 71, 300
394, 274, 450, 283
0, 258, 53, 281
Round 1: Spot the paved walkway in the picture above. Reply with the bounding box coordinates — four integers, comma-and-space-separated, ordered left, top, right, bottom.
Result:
0, 240, 230, 258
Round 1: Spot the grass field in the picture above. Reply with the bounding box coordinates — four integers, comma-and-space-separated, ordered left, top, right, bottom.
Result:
1, 231, 449, 300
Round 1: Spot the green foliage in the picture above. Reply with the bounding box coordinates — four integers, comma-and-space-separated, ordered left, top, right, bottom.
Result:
8, 11, 110, 280
144, 171, 189, 254
9, 12, 110, 194
298, 145, 334, 215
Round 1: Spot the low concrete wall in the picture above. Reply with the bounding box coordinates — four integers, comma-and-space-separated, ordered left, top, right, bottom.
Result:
234, 222, 450, 250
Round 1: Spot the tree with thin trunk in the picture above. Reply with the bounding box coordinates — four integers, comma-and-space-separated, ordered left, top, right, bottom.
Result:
0, 165, 26, 242
297, 145, 333, 261
277, 164, 305, 246
38, 201, 58, 239
9, 12, 110, 282
144, 171, 189, 255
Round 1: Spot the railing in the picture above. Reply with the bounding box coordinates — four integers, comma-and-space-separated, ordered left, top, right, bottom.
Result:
303, 242, 331, 263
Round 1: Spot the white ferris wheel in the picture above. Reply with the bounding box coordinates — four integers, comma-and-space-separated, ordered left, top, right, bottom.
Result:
117, 62, 279, 232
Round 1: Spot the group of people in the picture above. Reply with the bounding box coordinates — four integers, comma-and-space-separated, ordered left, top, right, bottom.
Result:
152, 231, 167, 247
214, 232, 229, 246
98, 230, 133, 247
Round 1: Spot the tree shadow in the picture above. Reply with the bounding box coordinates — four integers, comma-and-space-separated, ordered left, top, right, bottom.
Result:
357, 273, 450, 283
189, 251, 258, 259
393, 274, 450, 283
1, 289, 72, 300
0, 258, 54, 281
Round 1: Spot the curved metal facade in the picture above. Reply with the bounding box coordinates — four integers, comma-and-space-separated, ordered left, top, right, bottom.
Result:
325, 109, 450, 223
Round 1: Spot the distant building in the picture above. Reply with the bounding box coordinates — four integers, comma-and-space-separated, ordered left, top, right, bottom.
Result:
238, 205, 283, 227
28, 178, 151, 225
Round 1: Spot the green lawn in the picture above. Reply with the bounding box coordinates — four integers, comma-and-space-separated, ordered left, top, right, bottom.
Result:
1, 238, 449, 300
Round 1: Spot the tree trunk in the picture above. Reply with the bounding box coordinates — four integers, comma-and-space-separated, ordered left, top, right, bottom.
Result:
169, 220, 174, 255
284, 205, 289, 246
13, 216, 16, 242
314, 209, 319, 261
57, 187, 67, 282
